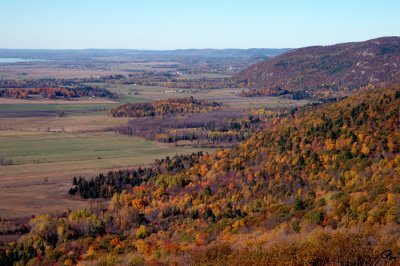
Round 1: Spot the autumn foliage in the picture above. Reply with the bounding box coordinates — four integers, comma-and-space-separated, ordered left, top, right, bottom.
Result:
237, 37, 400, 100
109, 97, 223, 117
2, 86, 400, 265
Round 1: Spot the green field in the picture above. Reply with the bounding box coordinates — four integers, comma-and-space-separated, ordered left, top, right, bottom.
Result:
0, 131, 209, 167
0, 131, 214, 218
0, 102, 118, 118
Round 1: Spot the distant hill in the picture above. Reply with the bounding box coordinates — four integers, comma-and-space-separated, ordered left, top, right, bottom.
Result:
237, 37, 400, 99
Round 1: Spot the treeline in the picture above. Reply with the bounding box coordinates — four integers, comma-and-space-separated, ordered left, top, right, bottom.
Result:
0, 86, 113, 99
109, 97, 223, 117
0, 218, 29, 236
0, 77, 126, 88
68, 152, 204, 199
0, 79, 73, 89
239, 86, 311, 99
124, 76, 237, 90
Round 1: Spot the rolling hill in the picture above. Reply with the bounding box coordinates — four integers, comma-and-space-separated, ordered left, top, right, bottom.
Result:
237, 37, 400, 99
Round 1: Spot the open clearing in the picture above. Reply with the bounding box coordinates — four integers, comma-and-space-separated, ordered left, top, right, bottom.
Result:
0, 131, 214, 218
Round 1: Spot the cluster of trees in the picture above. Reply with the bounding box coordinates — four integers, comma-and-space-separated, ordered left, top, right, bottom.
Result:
239, 86, 289, 97
0, 77, 120, 89
126, 76, 237, 90
0, 86, 113, 99
0, 218, 29, 236
116, 109, 282, 147
2, 87, 400, 265
239, 86, 311, 99
0, 157, 14, 166
109, 97, 223, 117
0, 79, 72, 89
69, 152, 204, 199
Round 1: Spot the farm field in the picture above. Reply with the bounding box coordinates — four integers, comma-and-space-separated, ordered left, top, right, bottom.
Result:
88, 82, 313, 109
131, 87, 313, 109
0, 130, 213, 218
0, 102, 116, 118
0, 114, 129, 132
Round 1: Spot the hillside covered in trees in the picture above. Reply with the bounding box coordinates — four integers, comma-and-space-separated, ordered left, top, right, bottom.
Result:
109, 97, 223, 117
1, 86, 400, 265
237, 37, 400, 99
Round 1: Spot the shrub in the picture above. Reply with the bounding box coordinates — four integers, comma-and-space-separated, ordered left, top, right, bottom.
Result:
136, 225, 150, 239
304, 209, 325, 225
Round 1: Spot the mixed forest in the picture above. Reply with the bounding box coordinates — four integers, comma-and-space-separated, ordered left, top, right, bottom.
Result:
237, 37, 400, 100
109, 98, 223, 118
1, 86, 399, 265
109, 98, 281, 148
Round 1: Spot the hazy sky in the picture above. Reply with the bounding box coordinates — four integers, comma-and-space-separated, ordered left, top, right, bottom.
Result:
0, 0, 399, 49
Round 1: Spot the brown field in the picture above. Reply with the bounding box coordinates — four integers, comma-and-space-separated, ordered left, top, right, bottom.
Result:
0, 114, 128, 132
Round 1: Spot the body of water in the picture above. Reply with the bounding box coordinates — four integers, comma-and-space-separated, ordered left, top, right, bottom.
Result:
0, 58, 44, 63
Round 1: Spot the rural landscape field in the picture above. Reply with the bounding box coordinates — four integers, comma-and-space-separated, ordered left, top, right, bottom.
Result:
0, 48, 307, 246
1, 1, 400, 265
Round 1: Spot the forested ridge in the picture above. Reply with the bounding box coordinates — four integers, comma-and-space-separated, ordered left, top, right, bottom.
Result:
237, 37, 400, 100
1, 86, 400, 265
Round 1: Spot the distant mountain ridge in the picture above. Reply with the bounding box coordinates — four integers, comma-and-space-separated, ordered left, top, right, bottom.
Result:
237, 37, 400, 99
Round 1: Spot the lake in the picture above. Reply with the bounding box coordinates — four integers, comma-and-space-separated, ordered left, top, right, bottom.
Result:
0, 58, 44, 63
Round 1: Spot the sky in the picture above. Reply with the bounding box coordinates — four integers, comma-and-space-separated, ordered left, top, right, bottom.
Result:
0, 0, 399, 50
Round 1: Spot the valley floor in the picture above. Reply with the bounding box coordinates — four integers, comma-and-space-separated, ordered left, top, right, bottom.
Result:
0, 119, 213, 219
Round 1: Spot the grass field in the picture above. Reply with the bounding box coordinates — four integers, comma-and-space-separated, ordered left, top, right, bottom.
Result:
0, 103, 114, 111
0, 131, 214, 218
